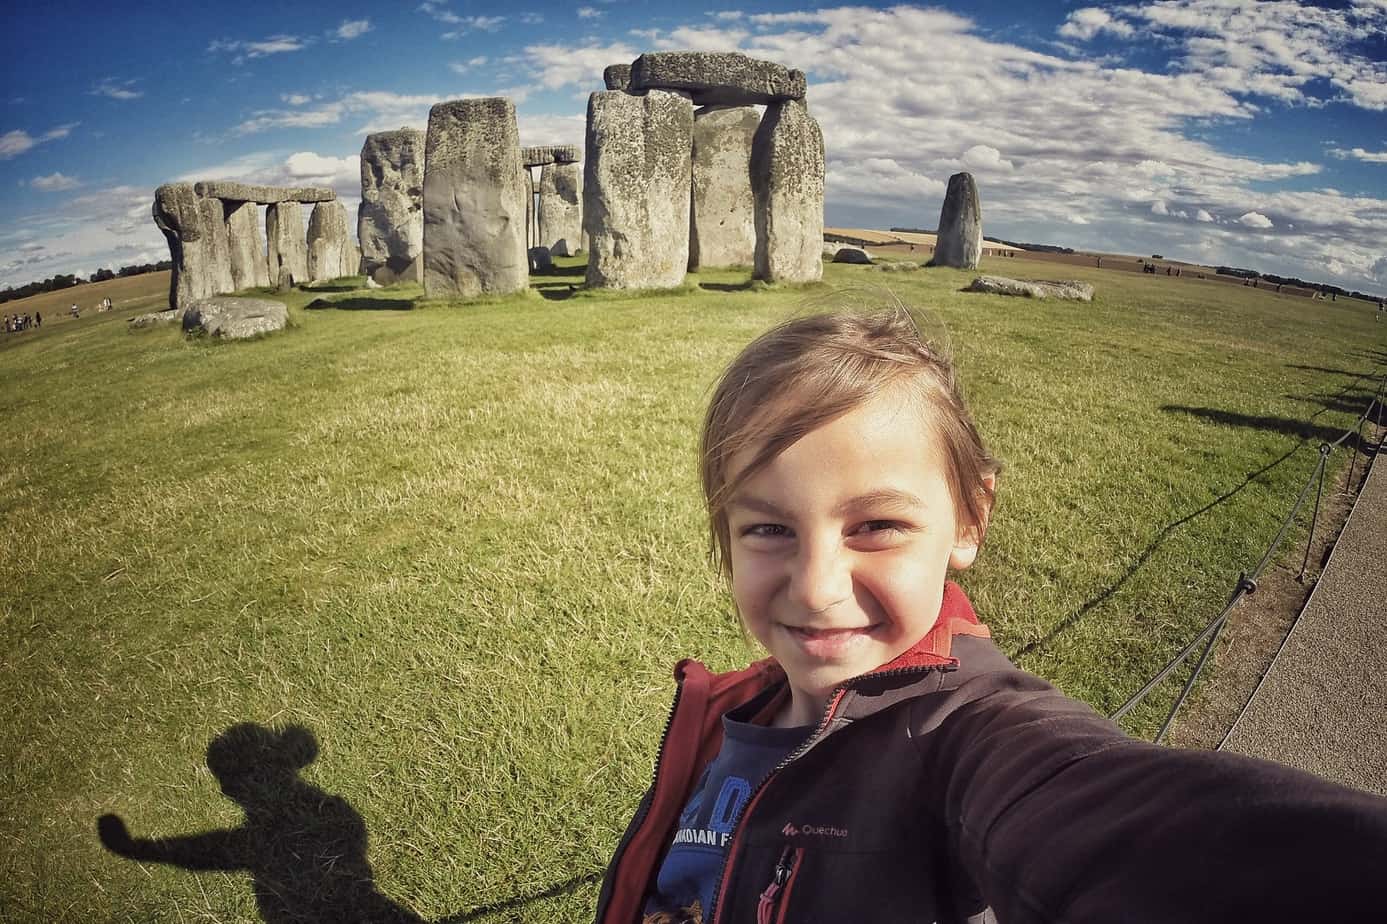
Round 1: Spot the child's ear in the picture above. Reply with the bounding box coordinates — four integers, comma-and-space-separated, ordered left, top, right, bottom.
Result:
949, 473, 996, 571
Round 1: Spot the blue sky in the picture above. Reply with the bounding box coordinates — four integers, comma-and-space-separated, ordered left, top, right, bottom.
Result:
2, 0, 1385, 295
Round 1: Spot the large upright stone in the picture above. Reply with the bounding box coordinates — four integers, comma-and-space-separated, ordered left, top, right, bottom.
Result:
583, 89, 694, 289
198, 197, 236, 296
539, 161, 583, 257
225, 201, 270, 290
752, 99, 824, 283
152, 183, 222, 309
358, 129, 425, 284
690, 105, 759, 270
630, 52, 806, 106
423, 97, 528, 298
266, 201, 308, 288
932, 172, 982, 270
307, 200, 354, 282
524, 166, 536, 250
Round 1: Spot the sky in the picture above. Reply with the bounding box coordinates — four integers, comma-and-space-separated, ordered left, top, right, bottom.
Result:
1, 0, 1384, 296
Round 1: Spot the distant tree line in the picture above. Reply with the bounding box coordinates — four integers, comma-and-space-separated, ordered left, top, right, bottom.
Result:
1215, 266, 1374, 301
0, 260, 172, 305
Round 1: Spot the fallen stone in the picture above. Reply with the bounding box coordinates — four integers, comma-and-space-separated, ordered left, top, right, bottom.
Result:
690, 105, 758, 270
583, 89, 694, 289
875, 261, 922, 273
266, 201, 308, 288
528, 246, 554, 272
603, 64, 632, 91
752, 99, 824, 284
306, 200, 354, 282
423, 97, 529, 298
225, 201, 270, 290
193, 181, 335, 203
522, 145, 580, 167
630, 52, 806, 107
358, 129, 425, 284
538, 161, 583, 256
152, 183, 222, 309
832, 247, 873, 264
128, 308, 181, 328
932, 172, 982, 269
965, 275, 1094, 300
181, 296, 288, 339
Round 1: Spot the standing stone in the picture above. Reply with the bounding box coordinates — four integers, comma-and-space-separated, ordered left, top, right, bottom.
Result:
266, 201, 308, 288
198, 197, 236, 297
307, 200, 353, 282
583, 89, 694, 289
524, 166, 536, 250
225, 201, 270, 290
152, 183, 217, 309
359, 129, 425, 284
752, 99, 824, 284
539, 161, 583, 256
690, 105, 759, 270
932, 172, 982, 269
423, 97, 528, 298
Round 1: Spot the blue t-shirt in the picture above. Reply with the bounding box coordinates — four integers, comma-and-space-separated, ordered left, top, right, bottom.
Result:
642, 712, 813, 923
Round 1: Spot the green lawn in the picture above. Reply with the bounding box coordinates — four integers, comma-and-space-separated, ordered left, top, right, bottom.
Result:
2, 256, 1383, 921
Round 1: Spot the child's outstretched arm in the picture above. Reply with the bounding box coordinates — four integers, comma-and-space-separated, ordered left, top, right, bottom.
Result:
924, 671, 1387, 921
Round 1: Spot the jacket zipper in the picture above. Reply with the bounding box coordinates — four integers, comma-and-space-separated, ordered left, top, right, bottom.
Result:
707, 663, 949, 924
756, 845, 804, 924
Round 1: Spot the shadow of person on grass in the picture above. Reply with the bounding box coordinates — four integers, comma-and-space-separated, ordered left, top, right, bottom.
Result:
98, 722, 422, 924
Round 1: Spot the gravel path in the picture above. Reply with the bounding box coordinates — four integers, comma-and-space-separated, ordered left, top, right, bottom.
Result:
1220, 442, 1386, 796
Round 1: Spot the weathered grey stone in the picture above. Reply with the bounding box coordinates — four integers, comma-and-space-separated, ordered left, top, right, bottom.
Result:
225, 201, 270, 290
874, 260, 922, 273
358, 129, 425, 284
152, 183, 226, 309
689, 105, 758, 270
266, 201, 308, 288
538, 161, 583, 256
181, 296, 288, 339
521, 145, 580, 167
423, 97, 528, 298
603, 64, 632, 91
528, 246, 554, 272
128, 308, 181, 328
193, 181, 335, 203
630, 52, 806, 107
931, 172, 982, 269
832, 246, 873, 264
199, 197, 236, 296
345, 239, 362, 280
583, 89, 694, 289
276, 268, 295, 293
752, 99, 824, 284
306, 200, 354, 282
524, 166, 536, 249
965, 275, 1094, 300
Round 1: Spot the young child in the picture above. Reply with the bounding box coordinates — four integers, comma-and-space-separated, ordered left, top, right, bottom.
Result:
595, 309, 1387, 924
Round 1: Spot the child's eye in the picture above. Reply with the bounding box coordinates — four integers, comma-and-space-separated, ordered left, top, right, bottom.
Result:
854, 520, 903, 535
742, 523, 791, 539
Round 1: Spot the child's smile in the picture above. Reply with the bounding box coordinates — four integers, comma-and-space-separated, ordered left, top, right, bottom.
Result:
726, 385, 982, 727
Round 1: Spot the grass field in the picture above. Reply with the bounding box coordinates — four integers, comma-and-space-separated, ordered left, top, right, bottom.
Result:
2, 257, 1384, 922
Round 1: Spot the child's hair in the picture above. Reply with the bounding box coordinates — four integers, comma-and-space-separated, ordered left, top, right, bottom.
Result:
700, 307, 1001, 577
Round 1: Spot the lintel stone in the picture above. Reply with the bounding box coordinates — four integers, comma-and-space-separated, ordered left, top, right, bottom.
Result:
629, 52, 806, 107
193, 180, 337, 204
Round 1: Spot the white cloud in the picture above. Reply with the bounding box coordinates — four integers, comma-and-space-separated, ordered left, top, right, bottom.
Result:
1239, 211, 1274, 229
961, 144, 1014, 171
90, 78, 143, 100
0, 123, 78, 159
281, 93, 312, 106
449, 56, 490, 75
1195, 209, 1214, 222
420, 3, 504, 36
577, 6, 601, 18
1329, 146, 1387, 164
525, 41, 639, 89
31, 172, 80, 191
334, 19, 372, 41
1067, 214, 1091, 224
1058, 8, 1135, 41
1151, 200, 1169, 216
520, 13, 544, 25
209, 34, 310, 61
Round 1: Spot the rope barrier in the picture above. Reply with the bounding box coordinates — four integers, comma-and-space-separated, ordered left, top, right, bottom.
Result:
1109, 362, 1387, 739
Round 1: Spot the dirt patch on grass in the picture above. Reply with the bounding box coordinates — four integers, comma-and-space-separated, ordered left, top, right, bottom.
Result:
1168, 426, 1382, 749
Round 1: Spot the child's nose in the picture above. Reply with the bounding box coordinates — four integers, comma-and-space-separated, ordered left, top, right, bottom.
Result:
788, 540, 853, 614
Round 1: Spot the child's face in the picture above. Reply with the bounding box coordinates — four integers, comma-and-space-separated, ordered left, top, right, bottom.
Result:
725, 386, 981, 724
